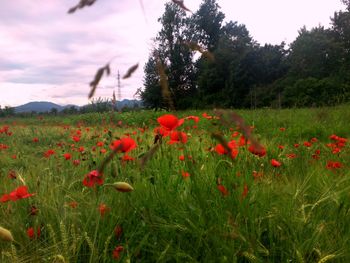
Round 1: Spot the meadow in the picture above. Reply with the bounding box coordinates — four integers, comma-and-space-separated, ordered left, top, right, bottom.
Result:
0, 105, 349, 262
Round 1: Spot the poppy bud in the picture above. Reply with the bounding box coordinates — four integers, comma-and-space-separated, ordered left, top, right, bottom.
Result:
0, 226, 14, 242
113, 182, 134, 192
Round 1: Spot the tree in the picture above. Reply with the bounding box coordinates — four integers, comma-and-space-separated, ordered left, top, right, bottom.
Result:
62, 106, 79, 115
141, 2, 196, 109
341, 0, 350, 11
140, 53, 163, 109
50, 107, 58, 115
195, 20, 256, 108
233, 43, 289, 107
331, 6, 350, 76
190, 0, 225, 51
0, 106, 15, 117
288, 26, 341, 79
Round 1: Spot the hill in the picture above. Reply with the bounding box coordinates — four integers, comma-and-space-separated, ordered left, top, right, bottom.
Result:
14, 99, 142, 113
14, 101, 67, 113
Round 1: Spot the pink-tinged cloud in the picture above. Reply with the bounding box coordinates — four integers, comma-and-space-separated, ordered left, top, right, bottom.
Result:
0, 0, 345, 107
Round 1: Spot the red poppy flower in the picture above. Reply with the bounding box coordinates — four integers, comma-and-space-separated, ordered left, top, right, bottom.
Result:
0, 186, 35, 203
96, 141, 104, 147
68, 201, 78, 208
0, 143, 9, 150
329, 134, 339, 140
241, 184, 249, 199
181, 171, 190, 178
271, 159, 282, 167
122, 154, 134, 161
202, 112, 213, 119
157, 114, 183, 133
110, 137, 137, 153
248, 144, 266, 157
8, 170, 16, 179
332, 148, 341, 154
0, 125, 9, 133
238, 135, 249, 146
179, 155, 185, 161
27, 227, 35, 239
286, 153, 297, 159
215, 144, 228, 155
27, 227, 41, 240
215, 140, 238, 159
114, 225, 123, 239
99, 203, 110, 217
78, 146, 85, 152
303, 141, 312, 147
44, 149, 55, 158
168, 131, 187, 144
184, 115, 200, 123
29, 205, 39, 216
231, 131, 240, 138
326, 161, 342, 170
312, 154, 320, 160
82, 170, 103, 187
72, 135, 80, 142
33, 137, 39, 143
112, 246, 124, 260
217, 184, 229, 196
63, 153, 72, 160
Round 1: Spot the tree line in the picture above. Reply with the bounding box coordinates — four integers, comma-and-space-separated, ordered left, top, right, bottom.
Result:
140, 0, 350, 109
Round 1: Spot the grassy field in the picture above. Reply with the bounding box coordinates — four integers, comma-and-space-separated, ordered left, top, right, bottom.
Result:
0, 106, 349, 262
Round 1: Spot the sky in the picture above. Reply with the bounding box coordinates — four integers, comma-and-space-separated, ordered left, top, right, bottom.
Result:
0, 0, 346, 107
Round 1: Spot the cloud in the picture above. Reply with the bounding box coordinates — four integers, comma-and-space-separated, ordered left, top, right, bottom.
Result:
0, 0, 160, 103
0, 0, 346, 107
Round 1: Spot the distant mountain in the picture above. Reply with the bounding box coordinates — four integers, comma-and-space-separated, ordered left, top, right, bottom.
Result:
14, 101, 77, 113
14, 99, 142, 113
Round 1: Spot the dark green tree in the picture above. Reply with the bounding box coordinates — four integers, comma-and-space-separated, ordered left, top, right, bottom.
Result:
234, 43, 289, 108
141, 2, 196, 109
0, 106, 15, 117
190, 0, 225, 51
140, 53, 163, 109
195, 20, 256, 108
341, 0, 350, 11
331, 5, 350, 77
288, 26, 341, 79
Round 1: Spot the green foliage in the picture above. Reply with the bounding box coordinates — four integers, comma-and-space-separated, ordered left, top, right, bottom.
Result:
0, 106, 15, 117
141, 0, 350, 109
190, 0, 225, 51
288, 26, 342, 79
140, 54, 163, 109
283, 77, 350, 107
141, 2, 196, 110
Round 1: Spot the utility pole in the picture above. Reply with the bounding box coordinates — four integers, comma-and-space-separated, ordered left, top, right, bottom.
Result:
117, 70, 121, 112
117, 70, 121, 103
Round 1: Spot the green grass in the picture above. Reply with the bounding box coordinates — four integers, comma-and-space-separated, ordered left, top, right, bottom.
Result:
0, 106, 349, 262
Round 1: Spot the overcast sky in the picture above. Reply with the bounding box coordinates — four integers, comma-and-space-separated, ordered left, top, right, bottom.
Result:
0, 0, 345, 107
